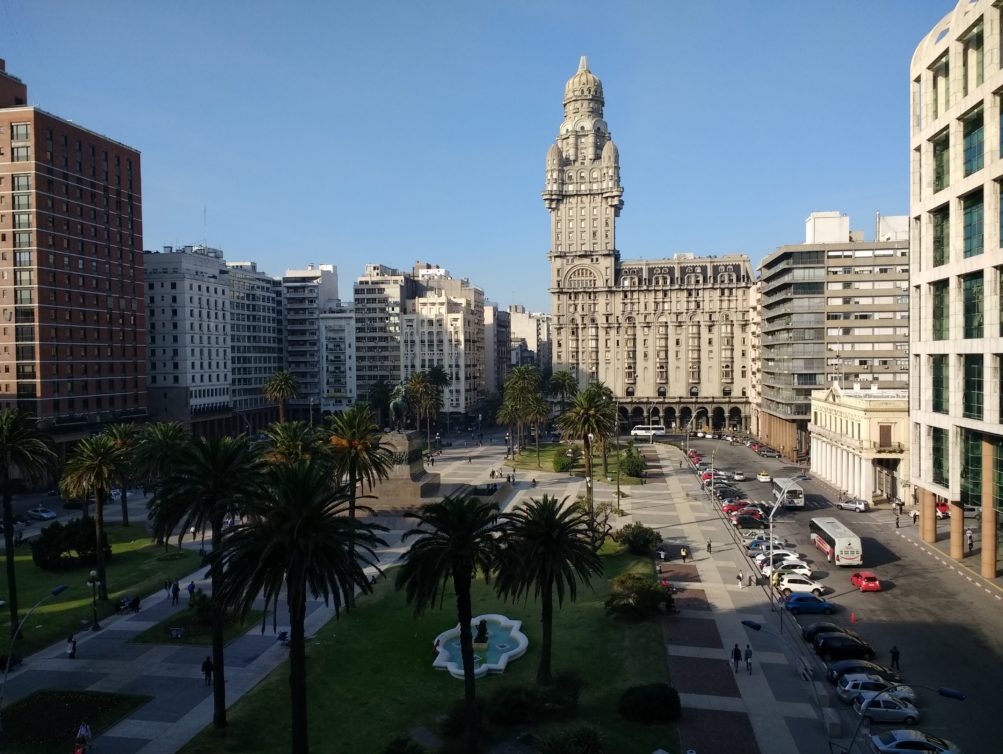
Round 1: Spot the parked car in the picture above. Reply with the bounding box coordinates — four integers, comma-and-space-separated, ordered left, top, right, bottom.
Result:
732, 471, 746, 481
26, 507, 57, 521
723, 501, 753, 515
935, 501, 951, 519
836, 498, 870, 512
826, 659, 900, 686
746, 536, 790, 551
867, 730, 961, 754
784, 593, 835, 615
851, 571, 882, 592
802, 622, 862, 644
853, 693, 920, 725
755, 549, 803, 567
763, 561, 814, 579
963, 505, 981, 518
814, 634, 875, 662
750, 443, 763, 452
759, 448, 782, 458
733, 515, 767, 530
838, 674, 915, 704
756, 471, 772, 482
777, 574, 826, 597
730, 508, 764, 521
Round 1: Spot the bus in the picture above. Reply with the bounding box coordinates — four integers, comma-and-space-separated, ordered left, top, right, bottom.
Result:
630, 424, 667, 438
808, 517, 863, 566
772, 478, 805, 509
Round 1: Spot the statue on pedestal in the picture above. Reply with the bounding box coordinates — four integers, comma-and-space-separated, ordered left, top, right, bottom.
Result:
389, 382, 409, 432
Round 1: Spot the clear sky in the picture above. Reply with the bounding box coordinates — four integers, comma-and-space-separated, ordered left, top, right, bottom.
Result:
2, 0, 951, 311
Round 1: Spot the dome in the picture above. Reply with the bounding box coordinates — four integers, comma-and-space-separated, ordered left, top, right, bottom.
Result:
563, 55, 604, 105
601, 139, 619, 166
547, 143, 563, 168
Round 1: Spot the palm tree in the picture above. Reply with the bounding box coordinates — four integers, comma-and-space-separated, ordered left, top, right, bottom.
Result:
556, 385, 615, 549
496, 495, 602, 684
215, 460, 386, 754
407, 371, 437, 449
105, 423, 142, 526
263, 369, 299, 424
148, 435, 264, 730
395, 495, 500, 753
549, 369, 579, 414
427, 364, 450, 430
0, 409, 55, 639
496, 399, 519, 455
583, 382, 615, 478
61, 435, 126, 601
134, 421, 188, 494
260, 421, 328, 466
504, 365, 542, 450
327, 404, 393, 525
367, 379, 393, 428
525, 392, 551, 467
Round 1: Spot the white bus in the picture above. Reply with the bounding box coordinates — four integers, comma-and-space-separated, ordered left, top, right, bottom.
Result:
809, 517, 863, 566
772, 478, 805, 509
630, 424, 667, 438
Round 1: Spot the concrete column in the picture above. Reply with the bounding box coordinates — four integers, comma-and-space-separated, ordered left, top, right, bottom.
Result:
920, 487, 937, 543
860, 459, 872, 501
949, 500, 964, 560
981, 438, 999, 578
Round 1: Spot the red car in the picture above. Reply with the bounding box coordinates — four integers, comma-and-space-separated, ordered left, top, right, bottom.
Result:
730, 509, 763, 524
722, 501, 752, 514
850, 571, 882, 592
935, 501, 951, 519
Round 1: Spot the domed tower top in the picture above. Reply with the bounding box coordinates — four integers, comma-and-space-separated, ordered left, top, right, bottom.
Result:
563, 55, 604, 106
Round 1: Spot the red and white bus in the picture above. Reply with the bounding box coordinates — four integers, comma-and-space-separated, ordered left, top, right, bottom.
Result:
808, 517, 863, 567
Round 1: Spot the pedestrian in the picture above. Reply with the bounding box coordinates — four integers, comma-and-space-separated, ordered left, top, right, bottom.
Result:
66, 634, 77, 659
75, 721, 92, 750
201, 655, 213, 686
679, 460, 682, 469
895, 514, 900, 529
747, 572, 754, 588
430, 456, 434, 467
890, 645, 901, 670
744, 644, 753, 674
737, 570, 744, 589
680, 547, 688, 563
171, 580, 180, 605
164, 579, 171, 596
966, 528, 974, 554
910, 509, 918, 525
731, 643, 742, 672
187, 580, 196, 600
706, 539, 713, 555
468, 456, 471, 463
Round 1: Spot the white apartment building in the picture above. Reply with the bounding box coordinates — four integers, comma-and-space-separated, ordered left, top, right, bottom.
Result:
143, 245, 231, 429
508, 305, 551, 370
484, 304, 511, 394
283, 263, 338, 422
353, 264, 411, 403
911, 0, 1001, 575
319, 305, 356, 414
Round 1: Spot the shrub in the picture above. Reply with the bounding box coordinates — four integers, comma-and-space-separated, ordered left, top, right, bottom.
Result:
619, 447, 645, 477
487, 684, 545, 726
617, 683, 681, 723
541, 671, 585, 719
440, 697, 484, 739
604, 573, 667, 620
538, 724, 606, 754
613, 522, 662, 555
382, 737, 427, 754
552, 453, 574, 473
30, 517, 112, 571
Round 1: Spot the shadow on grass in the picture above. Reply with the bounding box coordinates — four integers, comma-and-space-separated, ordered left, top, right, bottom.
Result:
3, 689, 151, 754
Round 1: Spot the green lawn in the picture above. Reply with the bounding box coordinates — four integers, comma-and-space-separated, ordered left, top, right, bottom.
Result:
2, 689, 151, 754
180, 546, 677, 753
1, 525, 201, 656
510, 442, 644, 487
131, 609, 264, 646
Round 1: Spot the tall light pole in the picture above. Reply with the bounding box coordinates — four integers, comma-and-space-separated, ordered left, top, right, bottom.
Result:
614, 400, 621, 506
87, 570, 102, 631
1, 584, 69, 740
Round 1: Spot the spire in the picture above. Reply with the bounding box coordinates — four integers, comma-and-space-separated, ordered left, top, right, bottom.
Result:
578, 55, 589, 73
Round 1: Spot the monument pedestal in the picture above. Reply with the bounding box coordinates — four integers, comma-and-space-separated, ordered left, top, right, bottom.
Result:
369, 430, 439, 510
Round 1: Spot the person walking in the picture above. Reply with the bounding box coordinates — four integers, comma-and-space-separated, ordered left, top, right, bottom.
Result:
680, 547, 688, 563
201, 655, 214, 686
895, 514, 900, 529
171, 580, 180, 605
66, 634, 77, 659
75, 721, 92, 752
187, 580, 196, 601
890, 645, 901, 670
163, 579, 172, 597
731, 643, 742, 672
706, 539, 713, 555
737, 570, 744, 589
744, 644, 753, 675
966, 527, 974, 554
910, 509, 918, 525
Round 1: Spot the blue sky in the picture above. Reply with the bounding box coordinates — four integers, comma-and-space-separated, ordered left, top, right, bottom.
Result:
2, 0, 950, 311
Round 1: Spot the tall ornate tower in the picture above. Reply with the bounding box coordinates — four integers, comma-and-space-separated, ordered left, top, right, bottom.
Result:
545, 57, 623, 383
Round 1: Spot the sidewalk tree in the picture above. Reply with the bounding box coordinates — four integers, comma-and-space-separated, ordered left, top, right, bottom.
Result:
395, 495, 500, 754
549, 370, 578, 414
134, 421, 188, 494
495, 495, 602, 684
525, 393, 551, 467
0, 408, 55, 640
216, 460, 386, 754
148, 435, 264, 730
61, 435, 126, 601
105, 423, 142, 526
263, 369, 299, 424
496, 400, 519, 454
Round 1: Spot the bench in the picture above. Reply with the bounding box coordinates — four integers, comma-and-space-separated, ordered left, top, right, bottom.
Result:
169, 627, 185, 640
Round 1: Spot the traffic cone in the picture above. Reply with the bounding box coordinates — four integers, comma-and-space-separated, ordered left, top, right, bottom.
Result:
850, 611, 857, 624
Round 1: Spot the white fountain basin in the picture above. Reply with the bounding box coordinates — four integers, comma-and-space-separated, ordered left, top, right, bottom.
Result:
432, 613, 528, 679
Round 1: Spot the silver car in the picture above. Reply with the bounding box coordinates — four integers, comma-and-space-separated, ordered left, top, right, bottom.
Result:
868, 730, 961, 753
853, 693, 920, 725
837, 674, 915, 704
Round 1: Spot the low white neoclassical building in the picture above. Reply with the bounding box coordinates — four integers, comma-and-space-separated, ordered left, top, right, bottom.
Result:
808, 383, 910, 506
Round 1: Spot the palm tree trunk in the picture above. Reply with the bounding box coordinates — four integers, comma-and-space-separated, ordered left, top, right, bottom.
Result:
288, 572, 310, 754
210, 517, 227, 729
601, 439, 609, 478
119, 475, 130, 527
535, 422, 541, 467
584, 436, 596, 550
346, 469, 358, 609
2, 489, 20, 641
538, 581, 553, 684
453, 569, 479, 753
94, 492, 109, 600
278, 400, 286, 424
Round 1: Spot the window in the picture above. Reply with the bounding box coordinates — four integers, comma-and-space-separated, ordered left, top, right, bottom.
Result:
10, 123, 29, 141
932, 355, 948, 413
11, 146, 30, 162
932, 206, 949, 266
963, 190, 984, 257
12, 175, 30, 191
963, 355, 984, 419
932, 132, 950, 192
932, 280, 949, 340
962, 23, 984, 95
932, 427, 949, 487
13, 232, 31, 248
960, 430, 982, 508
963, 273, 984, 338
963, 110, 984, 175
932, 54, 949, 119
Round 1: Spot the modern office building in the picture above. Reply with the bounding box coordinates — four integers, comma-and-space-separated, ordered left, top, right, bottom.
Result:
143, 245, 231, 434
282, 263, 338, 423
758, 212, 909, 461
353, 263, 412, 403
0, 58, 147, 447
226, 260, 283, 431
748, 282, 763, 439
910, 0, 1000, 575
544, 57, 754, 431
318, 305, 356, 414
484, 303, 511, 394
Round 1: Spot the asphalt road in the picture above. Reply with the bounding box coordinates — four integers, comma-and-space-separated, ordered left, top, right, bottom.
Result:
682, 437, 998, 754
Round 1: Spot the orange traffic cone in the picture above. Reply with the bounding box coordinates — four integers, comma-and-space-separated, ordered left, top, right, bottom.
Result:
850, 611, 857, 624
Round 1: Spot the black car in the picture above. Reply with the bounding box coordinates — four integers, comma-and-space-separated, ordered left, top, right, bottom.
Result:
813, 634, 875, 662
733, 515, 767, 530
801, 622, 863, 644
714, 486, 742, 499
825, 659, 901, 686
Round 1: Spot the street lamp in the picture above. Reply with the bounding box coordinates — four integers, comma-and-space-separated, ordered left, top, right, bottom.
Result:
0, 584, 69, 740
86, 570, 102, 631
614, 400, 621, 506
843, 683, 965, 754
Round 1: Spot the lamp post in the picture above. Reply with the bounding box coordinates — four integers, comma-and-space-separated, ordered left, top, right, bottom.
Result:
843, 683, 965, 754
86, 570, 102, 631
764, 495, 784, 632
614, 400, 621, 506
0, 584, 69, 740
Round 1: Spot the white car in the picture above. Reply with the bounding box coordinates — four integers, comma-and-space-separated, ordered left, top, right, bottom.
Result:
754, 549, 801, 566
777, 574, 827, 597
762, 561, 813, 579
732, 471, 746, 481
756, 472, 771, 483
837, 674, 916, 705
26, 506, 57, 521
